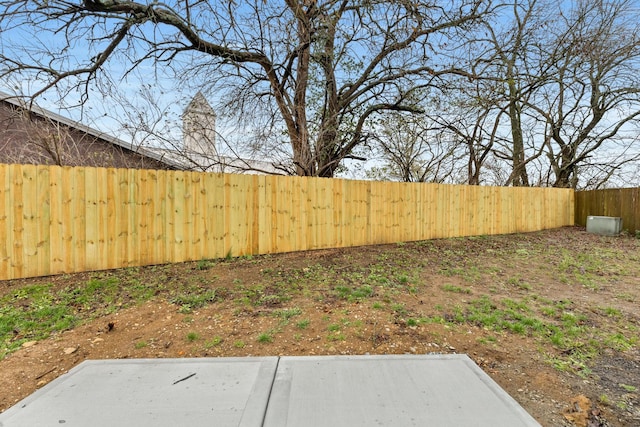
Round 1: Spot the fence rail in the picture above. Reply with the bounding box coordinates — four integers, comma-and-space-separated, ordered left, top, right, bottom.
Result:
575, 187, 640, 234
0, 164, 575, 280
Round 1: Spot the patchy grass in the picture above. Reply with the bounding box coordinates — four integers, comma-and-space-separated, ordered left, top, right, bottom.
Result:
1, 228, 639, 427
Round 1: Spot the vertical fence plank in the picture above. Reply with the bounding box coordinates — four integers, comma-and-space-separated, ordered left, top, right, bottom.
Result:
0, 165, 9, 278
171, 170, 186, 262
224, 174, 243, 256
165, 170, 176, 263
19, 165, 38, 278
192, 171, 206, 260
182, 171, 194, 261
422, 184, 435, 240
126, 168, 139, 267
249, 175, 260, 255
305, 177, 317, 250
289, 176, 301, 251
84, 166, 99, 270
567, 189, 576, 228
144, 169, 158, 264
105, 168, 118, 269
94, 167, 108, 271
116, 168, 130, 267
359, 181, 380, 244
274, 174, 291, 253
59, 167, 73, 273
200, 172, 214, 260
154, 169, 169, 263
354, 180, 370, 246
330, 179, 342, 249
73, 167, 87, 272
321, 177, 334, 248
623, 188, 638, 232
34, 166, 51, 276
11, 165, 24, 278
342, 179, 354, 246
256, 174, 271, 255
48, 166, 63, 274
137, 169, 151, 265
244, 174, 257, 256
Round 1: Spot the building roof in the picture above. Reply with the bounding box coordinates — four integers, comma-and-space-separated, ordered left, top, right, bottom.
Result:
0, 90, 186, 169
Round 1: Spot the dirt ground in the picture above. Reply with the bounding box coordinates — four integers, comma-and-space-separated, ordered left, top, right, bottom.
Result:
1, 227, 639, 426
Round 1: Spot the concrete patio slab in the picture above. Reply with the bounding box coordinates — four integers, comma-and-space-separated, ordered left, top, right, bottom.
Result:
0, 355, 541, 427
264, 354, 540, 427
0, 357, 278, 427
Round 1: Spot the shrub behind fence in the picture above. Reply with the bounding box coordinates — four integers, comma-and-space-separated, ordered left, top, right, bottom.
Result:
0, 164, 575, 280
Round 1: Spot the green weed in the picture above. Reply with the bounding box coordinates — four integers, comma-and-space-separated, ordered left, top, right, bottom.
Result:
196, 259, 216, 270
296, 319, 310, 329
620, 384, 637, 392
257, 332, 273, 343
601, 307, 622, 317
204, 336, 223, 348
481, 335, 497, 344
334, 284, 374, 301
272, 307, 302, 320
604, 333, 636, 351
442, 284, 471, 294
327, 333, 345, 341
616, 401, 628, 410
171, 289, 217, 313
391, 303, 408, 316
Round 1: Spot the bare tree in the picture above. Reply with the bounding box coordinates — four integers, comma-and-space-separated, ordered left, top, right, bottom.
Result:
370, 110, 463, 183
373, 0, 552, 187
0, 0, 489, 177
425, 81, 503, 185
428, 0, 640, 188
472, 0, 555, 186
528, 0, 640, 188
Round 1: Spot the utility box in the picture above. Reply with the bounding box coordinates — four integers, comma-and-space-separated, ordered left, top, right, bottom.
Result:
586, 216, 623, 236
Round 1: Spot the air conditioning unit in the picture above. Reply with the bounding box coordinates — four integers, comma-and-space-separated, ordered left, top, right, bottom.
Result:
586, 216, 623, 236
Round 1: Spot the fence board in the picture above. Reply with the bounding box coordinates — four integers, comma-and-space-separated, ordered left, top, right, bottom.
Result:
114, 168, 128, 268
48, 167, 63, 274
0, 164, 575, 280
0, 165, 9, 278
84, 166, 98, 270
294, 176, 305, 249
20, 166, 35, 278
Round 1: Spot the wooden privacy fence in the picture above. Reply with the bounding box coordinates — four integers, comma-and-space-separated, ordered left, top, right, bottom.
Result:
575, 187, 640, 233
0, 164, 575, 280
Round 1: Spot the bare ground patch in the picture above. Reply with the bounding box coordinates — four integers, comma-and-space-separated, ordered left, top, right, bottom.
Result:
1, 227, 639, 426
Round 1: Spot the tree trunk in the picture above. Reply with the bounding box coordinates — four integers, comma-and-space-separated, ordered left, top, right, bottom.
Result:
508, 80, 529, 186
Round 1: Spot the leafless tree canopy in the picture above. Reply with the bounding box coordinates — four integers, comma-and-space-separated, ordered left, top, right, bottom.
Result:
1, 0, 637, 187
371, 0, 640, 189
0, 0, 490, 177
